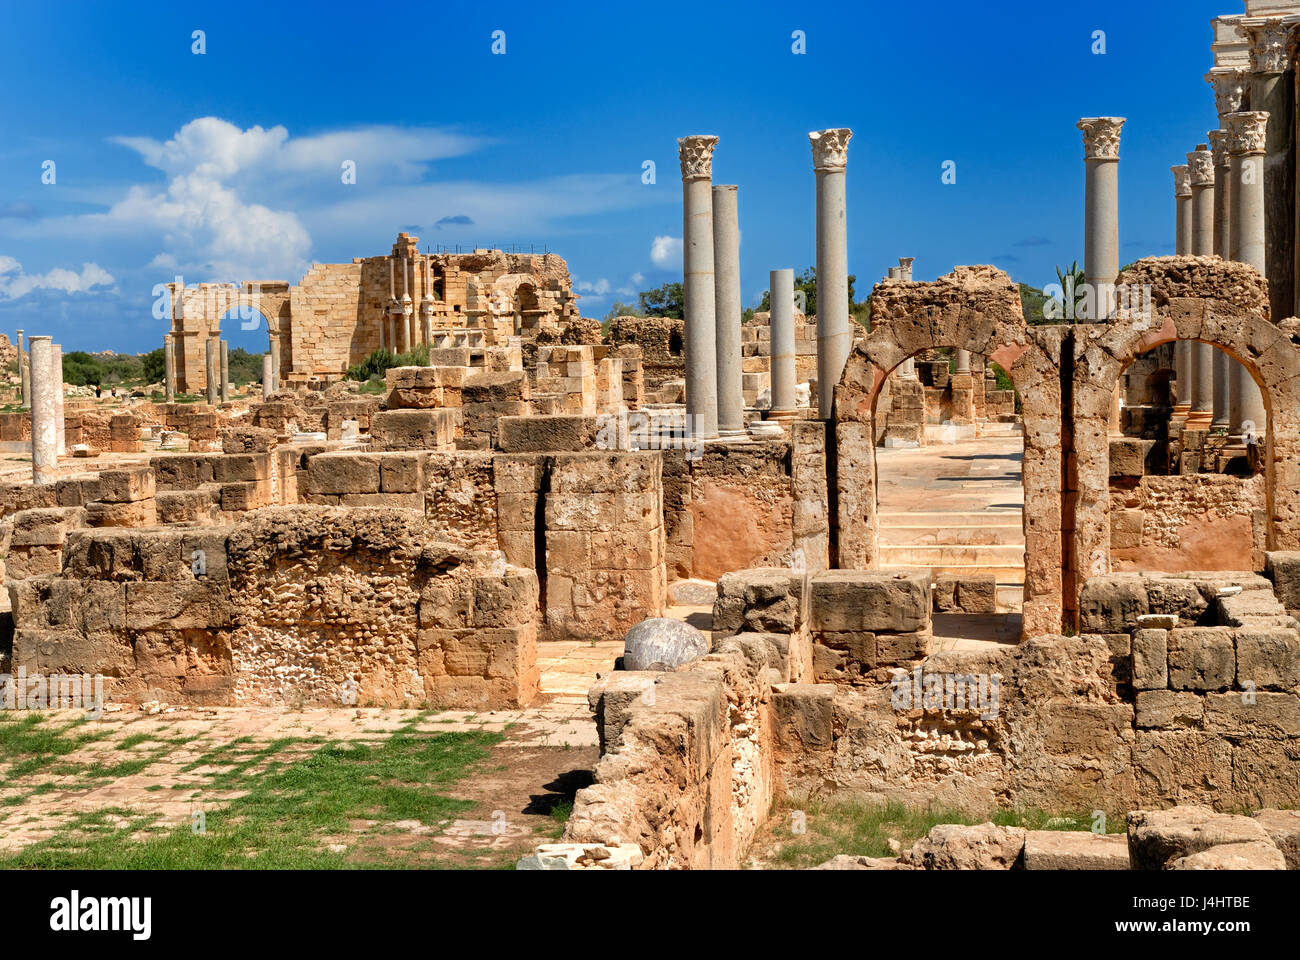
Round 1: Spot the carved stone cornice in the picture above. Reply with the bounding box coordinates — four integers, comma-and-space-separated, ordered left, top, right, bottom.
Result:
1187, 147, 1215, 187
1207, 129, 1230, 168
808, 128, 852, 172
1238, 17, 1292, 74
677, 135, 719, 181
1172, 165, 1191, 198
1224, 111, 1270, 155
1205, 68, 1250, 116
1077, 117, 1125, 160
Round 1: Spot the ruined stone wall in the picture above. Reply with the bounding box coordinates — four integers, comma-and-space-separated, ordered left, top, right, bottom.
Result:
1110, 474, 1267, 573
607, 316, 684, 393
6, 507, 540, 710
564, 636, 776, 869
767, 568, 1300, 813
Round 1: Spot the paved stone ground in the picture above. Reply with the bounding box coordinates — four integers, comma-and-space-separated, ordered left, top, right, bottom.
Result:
0, 640, 622, 863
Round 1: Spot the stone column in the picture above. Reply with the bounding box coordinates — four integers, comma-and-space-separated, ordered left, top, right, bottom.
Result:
16, 329, 29, 409
1238, 17, 1293, 322
205, 337, 218, 405
1209, 129, 1234, 429
270, 337, 281, 394
51, 343, 65, 456
1227, 110, 1271, 439
401, 257, 413, 354
768, 269, 797, 421
29, 336, 56, 485
1077, 117, 1125, 320
1188, 145, 1216, 423
262, 353, 274, 401
810, 128, 852, 419
220, 340, 230, 403
1172, 165, 1192, 412
954, 350, 971, 374
679, 135, 720, 439
712, 184, 744, 436
898, 257, 914, 281
163, 333, 176, 402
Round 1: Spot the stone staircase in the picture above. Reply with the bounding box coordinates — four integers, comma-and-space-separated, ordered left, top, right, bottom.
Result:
878, 509, 1025, 611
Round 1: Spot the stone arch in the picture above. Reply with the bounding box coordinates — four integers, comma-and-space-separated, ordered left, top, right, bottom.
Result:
833, 266, 1065, 637
1070, 262, 1300, 598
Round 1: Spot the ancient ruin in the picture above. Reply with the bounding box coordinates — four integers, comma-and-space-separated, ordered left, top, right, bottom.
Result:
7, 1, 1300, 884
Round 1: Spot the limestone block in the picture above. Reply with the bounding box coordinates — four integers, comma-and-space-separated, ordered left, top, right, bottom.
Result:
1167, 628, 1235, 691
1130, 628, 1168, 690
772, 683, 834, 753
1109, 438, 1155, 477
211, 454, 269, 484
1022, 831, 1130, 870
497, 415, 601, 452
1135, 690, 1202, 729
97, 468, 155, 503
1079, 576, 1149, 633
369, 409, 458, 451
809, 571, 929, 634
874, 628, 933, 665
900, 823, 1027, 870
1203, 691, 1300, 738
85, 499, 157, 528
156, 490, 221, 525
1236, 628, 1300, 690
1251, 809, 1300, 869
379, 453, 424, 494
307, 453, 381, 495
125, 581, 232, 631
1127, 805, 1271, 869
713, 569, 804, 637
1166, 841, 1285, 870
1265, 551, 1300, 611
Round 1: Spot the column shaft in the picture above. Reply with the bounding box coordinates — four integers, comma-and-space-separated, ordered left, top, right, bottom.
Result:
1189, 156, 1216, 418
16, 330, 29, 409
1228, 111, 1270, 438
810, 129, 852, 419
262, 354, 274, 401
712, 185, 744, 435
270, 338, 281, 393
679, 135, 720, 439
164, 334, 176, 402
51, 343, 65, 456
220, 340, 230, 404
29, 336, 56, 485
205, 337, 218, 405
768, 269, 797, 420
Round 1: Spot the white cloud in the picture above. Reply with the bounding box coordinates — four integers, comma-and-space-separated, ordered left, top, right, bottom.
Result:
650, 235, 682, 268
630, 272, 644, 286
0, 257, 115, 300
575, 277, 611, 296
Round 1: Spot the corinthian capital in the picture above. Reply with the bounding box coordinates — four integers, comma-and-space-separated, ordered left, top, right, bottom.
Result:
1225, 111, 1270, 155
1207, 129, 1229, 168
678, 135, 719, 181
1205, 68, 1249, 116
1172, 165, 1191, 198
1238, 17, 1292, 74
809, 128, 852, 172
1077, 117, 1125, 160
1187, 147, 1215, 187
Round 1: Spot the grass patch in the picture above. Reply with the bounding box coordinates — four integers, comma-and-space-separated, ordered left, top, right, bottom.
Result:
0, 718, 501, 869
757, 793, 1122, 870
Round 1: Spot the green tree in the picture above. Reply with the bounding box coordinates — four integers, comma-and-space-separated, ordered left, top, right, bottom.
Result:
603, 300, 643, 321
636, 282, 684, 319
62, 352, 106, 387
141, 348, 165, 384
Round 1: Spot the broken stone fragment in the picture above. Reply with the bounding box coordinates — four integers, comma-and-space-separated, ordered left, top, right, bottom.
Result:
622, 617, 708, 671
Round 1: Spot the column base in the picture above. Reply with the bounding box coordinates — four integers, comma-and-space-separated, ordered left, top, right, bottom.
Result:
1211, 417, 1231, 431
767, 410, 797, 423
717, 428, 749, 438
1186, 411, 1214, 428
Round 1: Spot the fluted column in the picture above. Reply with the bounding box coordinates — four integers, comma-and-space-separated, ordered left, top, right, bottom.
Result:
712, 184, 744, 436
51, 343, 65, 456
1188, 145, 1216, 423
810, 128, 852, 419
768, 269, 797, 421
164, 333, 176, 403
1238, 17, 1293, 322
1209, 130, 1233, 429
29, 336, 55, 485
1172, 165, 1192, 412
1077, 117, 1125, 321
16, 330, 29, 408
1227, 110, 1270, 440
679, 134, 720, 439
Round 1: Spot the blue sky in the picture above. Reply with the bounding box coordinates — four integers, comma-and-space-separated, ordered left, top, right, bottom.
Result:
0, 0, 1238, 354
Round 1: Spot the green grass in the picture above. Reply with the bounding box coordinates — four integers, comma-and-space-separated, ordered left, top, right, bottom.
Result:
0, 714, 503, 869
760, 794, 1123, 870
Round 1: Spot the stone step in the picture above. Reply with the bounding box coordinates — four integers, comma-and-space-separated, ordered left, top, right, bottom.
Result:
878, 510, 1022, 527
881, 562, 1027, 586
878, 524, 1025, 547
879, 543, 1026, 566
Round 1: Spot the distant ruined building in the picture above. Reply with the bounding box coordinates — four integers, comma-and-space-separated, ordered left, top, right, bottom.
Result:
165, 233, 581, 391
